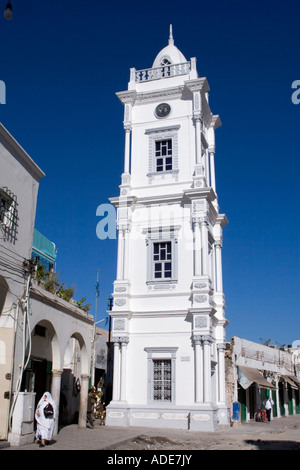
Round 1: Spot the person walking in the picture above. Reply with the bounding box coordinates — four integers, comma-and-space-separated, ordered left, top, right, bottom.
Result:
264, 396, 274, 422
35, 392, 57, 447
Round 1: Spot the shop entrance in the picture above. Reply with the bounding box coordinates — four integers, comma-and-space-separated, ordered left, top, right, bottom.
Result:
21, 357, 52, 409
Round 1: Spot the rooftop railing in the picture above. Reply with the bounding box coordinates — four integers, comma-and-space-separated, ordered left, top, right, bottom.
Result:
134, 61, 191, 83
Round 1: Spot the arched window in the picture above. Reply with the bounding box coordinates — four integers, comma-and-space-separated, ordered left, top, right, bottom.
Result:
160, 58, 172, 66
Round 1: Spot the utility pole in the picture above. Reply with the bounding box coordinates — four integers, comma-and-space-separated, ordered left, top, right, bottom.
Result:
95, 269, 99, 322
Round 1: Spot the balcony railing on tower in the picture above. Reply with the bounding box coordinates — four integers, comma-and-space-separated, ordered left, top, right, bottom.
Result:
134, 61, 191, 83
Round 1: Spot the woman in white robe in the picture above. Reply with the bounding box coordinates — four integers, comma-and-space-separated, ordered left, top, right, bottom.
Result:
35, 392, 57, 447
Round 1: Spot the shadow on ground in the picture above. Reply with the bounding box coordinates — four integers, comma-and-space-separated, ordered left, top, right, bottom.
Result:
245, 439, 300, 450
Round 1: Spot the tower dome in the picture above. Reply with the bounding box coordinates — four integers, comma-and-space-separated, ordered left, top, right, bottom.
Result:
152, 25, 187, 68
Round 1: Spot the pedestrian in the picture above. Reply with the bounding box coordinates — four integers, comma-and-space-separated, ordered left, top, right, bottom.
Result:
264, 396, 274, 422
35, 392, 57, 447
87, 387, 96, 428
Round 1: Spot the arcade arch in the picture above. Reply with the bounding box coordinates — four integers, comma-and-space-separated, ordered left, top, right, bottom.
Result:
22, 315, 92, 432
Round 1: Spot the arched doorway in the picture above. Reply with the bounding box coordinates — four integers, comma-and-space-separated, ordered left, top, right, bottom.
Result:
60, 332, 90, 427
21, 320, 60, 410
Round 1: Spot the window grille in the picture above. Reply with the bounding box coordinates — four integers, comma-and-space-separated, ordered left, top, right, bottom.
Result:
155, 139, 172, 172
153, 241, 172, 279
0, 187, 18, 237
153, 359, 172, 401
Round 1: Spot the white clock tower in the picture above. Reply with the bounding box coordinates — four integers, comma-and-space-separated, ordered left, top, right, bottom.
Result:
106, 26, 229, 431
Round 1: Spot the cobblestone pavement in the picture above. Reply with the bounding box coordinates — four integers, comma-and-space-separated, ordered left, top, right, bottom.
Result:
2, 414, 300, 451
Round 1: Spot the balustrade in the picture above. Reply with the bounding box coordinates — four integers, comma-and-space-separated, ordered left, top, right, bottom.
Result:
135, 62, 191, 82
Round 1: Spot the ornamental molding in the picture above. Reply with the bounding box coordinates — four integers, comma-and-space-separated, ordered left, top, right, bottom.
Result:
193, 91, 201, 112
114, 286, 127, 293
115, 299, 126, 307
214, 239, 223, 249
192, 334, 213, 345
142, 224, 181, 237
200, 216, 209, 226
193, 335, 202, 345
194, 295, 207, 303
195, 316, 208, 328
184, 78, 208, 93
116, 90, 137, 105
145, 124, 180, 135
114, 319, 125, 331
117, 222, 131, 233
192, 200, 206, 212
193, 282, 207, 290
123, 123, 132, 132
112, 336, 129, 344
134, 86, 185, 104
201, 335, 213, 345
136, 193, 182, 207
120, 336, 129, 344
193, 112, 202, 123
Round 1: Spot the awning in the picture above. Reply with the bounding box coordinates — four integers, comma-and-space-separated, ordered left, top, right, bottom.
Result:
238, 366, 276, 390
291, 376, 300, 385
280, 375, 298, 390
32, 228, 57, 263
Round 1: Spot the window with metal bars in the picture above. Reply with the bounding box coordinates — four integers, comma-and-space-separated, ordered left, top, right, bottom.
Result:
153, 359, 172, 401
155, 139, 172, 172
153, 241, 172, 279
0, 187, 17, 233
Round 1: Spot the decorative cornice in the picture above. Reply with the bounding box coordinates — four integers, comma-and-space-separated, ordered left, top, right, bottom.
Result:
116, 90, 137, 105
184, 78, 209, 94
216, 213, 229, 228
109, 195, 137, 208
210, 114, 221, 130
133, 86, 185, 104
133, 193, 183, 206
183, 187, 216, 203
145, 124, 180, 135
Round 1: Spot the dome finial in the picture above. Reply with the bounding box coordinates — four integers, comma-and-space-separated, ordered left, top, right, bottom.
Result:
169, 24, 174, 46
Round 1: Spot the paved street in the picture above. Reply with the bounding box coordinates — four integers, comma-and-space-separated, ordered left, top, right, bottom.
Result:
2, 414, 300, 451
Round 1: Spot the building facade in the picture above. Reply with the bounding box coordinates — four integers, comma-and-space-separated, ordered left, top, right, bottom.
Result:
226, 337, 300, 422
0, 122, 94, 445
106, 28, 229, 431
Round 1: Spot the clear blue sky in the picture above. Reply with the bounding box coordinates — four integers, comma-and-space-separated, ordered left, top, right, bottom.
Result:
1, 0, 299, 346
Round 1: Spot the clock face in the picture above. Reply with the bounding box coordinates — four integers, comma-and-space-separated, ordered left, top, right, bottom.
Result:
155, 103, 171, 118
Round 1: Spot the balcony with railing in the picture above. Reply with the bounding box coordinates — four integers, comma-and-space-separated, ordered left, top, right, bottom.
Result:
132, 61, 192, 83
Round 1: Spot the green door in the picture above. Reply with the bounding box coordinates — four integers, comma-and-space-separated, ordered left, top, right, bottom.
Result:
238, 387, 247, 421
272, 389, 278, 418
288, 385, 294, 415
279, 382, 285, 416
295, 390, 300, 414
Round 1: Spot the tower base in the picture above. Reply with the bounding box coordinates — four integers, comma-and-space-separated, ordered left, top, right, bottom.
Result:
105, 402, 230, 431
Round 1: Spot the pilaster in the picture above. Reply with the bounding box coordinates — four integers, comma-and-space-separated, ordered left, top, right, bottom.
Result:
78, 374, 90, 429
51, 369, 62, 435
